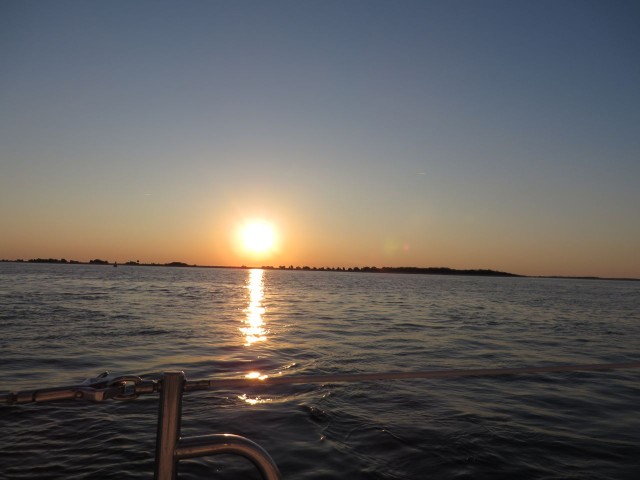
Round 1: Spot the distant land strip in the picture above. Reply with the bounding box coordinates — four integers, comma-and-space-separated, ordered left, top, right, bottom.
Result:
1, 258, 638, 281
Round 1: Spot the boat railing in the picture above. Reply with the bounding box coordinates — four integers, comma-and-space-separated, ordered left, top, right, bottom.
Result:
156, 371, 282, 480
2, 362, 640, 479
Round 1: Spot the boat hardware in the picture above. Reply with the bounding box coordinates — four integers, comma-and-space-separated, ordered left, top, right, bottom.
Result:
155, 372, 282, 480
2, 361, 640, 479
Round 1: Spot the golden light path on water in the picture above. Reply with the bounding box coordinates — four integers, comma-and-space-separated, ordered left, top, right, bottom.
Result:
240, 269, 271, 405
240, 269, 267, 346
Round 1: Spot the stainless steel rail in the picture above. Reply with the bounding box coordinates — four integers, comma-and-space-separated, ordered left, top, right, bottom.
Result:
155, 371, 281, 480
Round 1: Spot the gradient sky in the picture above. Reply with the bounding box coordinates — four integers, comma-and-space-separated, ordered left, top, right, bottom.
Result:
1, 0, 639, 277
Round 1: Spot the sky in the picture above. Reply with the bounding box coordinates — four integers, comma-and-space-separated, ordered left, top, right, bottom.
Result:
1, 0, 639, 277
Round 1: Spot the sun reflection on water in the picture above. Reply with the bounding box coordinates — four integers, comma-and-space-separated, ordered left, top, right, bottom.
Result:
238, 270, 273, 405
240, 269, 267, 346
245, 371, 269, 380
238, 393, 271, 405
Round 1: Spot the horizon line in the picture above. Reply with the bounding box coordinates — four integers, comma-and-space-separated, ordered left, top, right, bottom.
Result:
2, 258, 639, 282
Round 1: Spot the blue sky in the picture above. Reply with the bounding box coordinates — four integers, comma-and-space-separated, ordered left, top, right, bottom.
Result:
1, 0, 639, 277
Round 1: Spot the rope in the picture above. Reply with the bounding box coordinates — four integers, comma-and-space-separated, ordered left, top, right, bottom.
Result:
185, 361, 640, 390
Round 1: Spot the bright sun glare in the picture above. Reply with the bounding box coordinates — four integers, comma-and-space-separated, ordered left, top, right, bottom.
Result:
240, 220, 276, 255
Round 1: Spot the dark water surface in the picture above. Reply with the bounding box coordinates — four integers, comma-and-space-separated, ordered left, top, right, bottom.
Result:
1, 263, 639, 479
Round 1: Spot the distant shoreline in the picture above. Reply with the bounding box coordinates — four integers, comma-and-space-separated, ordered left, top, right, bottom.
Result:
1, 258, 638, 281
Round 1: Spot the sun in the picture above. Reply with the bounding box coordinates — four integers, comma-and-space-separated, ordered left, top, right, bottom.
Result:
240, 220, 277, 255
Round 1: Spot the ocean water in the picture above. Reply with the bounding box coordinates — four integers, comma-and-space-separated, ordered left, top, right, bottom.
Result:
1, 263, 639, 479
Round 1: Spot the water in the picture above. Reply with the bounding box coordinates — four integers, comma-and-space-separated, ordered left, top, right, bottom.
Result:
1, 263, 639, 479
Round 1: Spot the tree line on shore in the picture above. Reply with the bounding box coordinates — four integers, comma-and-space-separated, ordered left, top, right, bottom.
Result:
1, 258, 190, 267
258, 265, 520, 276
0, 258, 519, 277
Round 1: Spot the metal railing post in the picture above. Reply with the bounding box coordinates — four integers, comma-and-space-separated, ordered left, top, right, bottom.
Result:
154, 371, 185, 480
152, 371, 281, 480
